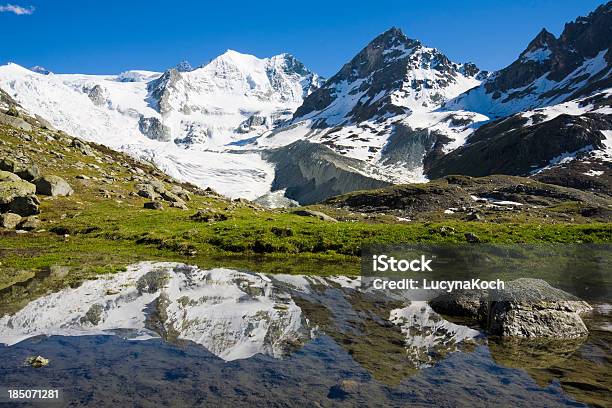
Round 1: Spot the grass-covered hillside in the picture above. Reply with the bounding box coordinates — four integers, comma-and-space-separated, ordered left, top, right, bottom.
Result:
1, 117, 611, 290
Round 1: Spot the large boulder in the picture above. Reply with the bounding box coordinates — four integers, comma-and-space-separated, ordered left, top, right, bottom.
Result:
0, 212, 22, 229
8, 195, 40, 216
0, 171, 20, 182
0, 180, 36, 205
135, 183, 159, 199
486, 278, 591, 338
429, 278, 591, 339
429, 289, 488, 321
34, 176, 74, 197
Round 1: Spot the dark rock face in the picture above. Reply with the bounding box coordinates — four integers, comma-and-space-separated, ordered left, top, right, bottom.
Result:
264, 140, 390, 205
86, 85, 106, 106
293, 27, 481, 126
139, 116, 172, 142
147, 69, 182, 114
427, 113, 612, 178
8, 195, 40, 216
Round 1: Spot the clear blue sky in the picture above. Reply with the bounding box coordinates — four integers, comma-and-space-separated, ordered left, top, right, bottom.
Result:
0, 0, 607, 77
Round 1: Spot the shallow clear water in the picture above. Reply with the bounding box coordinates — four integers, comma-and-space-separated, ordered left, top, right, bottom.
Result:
0, 262, 609, 407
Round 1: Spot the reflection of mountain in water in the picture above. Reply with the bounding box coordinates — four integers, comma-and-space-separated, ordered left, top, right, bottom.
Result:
0, 262, 479, 368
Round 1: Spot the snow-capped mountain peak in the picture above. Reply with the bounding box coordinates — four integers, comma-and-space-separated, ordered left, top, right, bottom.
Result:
292, 27, 482, 127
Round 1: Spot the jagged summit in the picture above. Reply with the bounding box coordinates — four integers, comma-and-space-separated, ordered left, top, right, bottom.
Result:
29, 65, 51, 75
447, 1, 612, 117
292, 26, 482, 125
175, 60, 193, 72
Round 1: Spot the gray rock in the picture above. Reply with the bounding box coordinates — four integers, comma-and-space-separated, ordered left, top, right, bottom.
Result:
0, 170, 20, 182
15, 164, 41, 181
0, 180, 36, 205
161, 190, 182, 203
148, 179, 166, 193
135, 183, 158, 199
144, 201, 163, 210
18, 216, 41, 231
170, 201, 188, 210
486, 278, 591, 338
8, 195, 40, 216
429, 289, 488, 321
34, 175, 74, 197
291, 209, 338, 222
139, 116, 171, 142
0, 212, 22, 229
0, 112, 32, 131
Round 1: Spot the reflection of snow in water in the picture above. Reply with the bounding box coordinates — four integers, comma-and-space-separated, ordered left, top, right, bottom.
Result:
391, 302, 481, 367
0, 262, 479, 363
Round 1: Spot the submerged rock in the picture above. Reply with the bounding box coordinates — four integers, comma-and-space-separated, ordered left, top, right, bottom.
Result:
429, 278, 591, 339
486, 278, 591, 338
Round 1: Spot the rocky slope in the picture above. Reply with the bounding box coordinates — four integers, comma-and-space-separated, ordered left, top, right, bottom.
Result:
324, 175, 612, 222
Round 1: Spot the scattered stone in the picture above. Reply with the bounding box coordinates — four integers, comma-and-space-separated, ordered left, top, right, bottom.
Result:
34, 175, 74, 197
161, 190, 182, 203
271, 226, 294, 237
190, 210, 228, 222
144, 201, 163, 210
170, 201, 188, 210
0, 212, 22, 229
466, 212, 485, 221
15, 164, 41, 181
464, 232, 480, 243
76, 174, 90, 180
291, 209, 338, 222
25, 356, 49, 368
135, 183, 158, 199
18, 216, 41, 231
